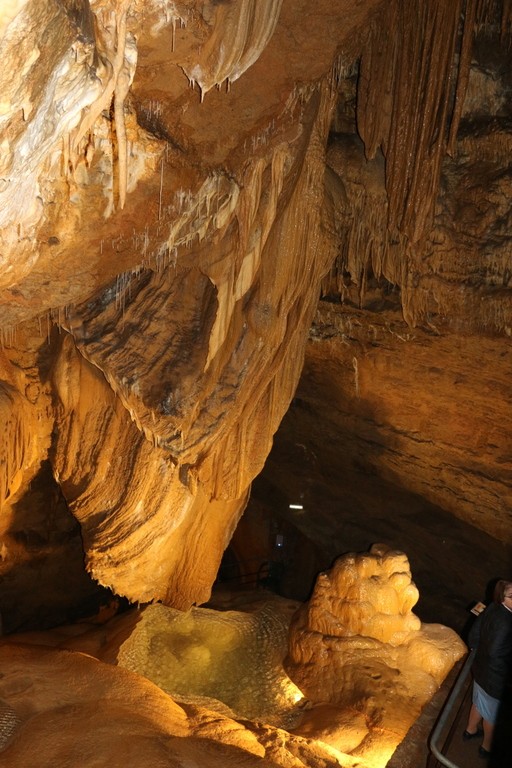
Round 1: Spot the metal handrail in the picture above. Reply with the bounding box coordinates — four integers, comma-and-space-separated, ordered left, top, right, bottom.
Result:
428, 647, 476, 768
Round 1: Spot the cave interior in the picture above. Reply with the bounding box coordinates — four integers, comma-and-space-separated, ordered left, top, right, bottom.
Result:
0, 0, 512, 766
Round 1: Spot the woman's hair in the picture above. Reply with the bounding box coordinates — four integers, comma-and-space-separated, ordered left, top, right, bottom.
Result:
493, 579, 512, 603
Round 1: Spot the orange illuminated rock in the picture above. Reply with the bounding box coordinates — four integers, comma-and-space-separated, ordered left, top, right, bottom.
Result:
0, 641, 360, 768
0, 0, 510, 636
286, 544, 466, 765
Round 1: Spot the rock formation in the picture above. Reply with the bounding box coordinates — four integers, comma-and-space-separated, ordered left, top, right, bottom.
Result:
1, 0, 382, 627
0, 641, 354, 768
5, 1, 512, 765
286, 545, 466, 767
0, 566, 463, 768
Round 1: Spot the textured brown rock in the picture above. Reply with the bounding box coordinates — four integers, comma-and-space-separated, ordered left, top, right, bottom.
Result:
306, 301, 512, 544
0, 0, 382, 617
1, 585, 462, 768
6, 3, 512, 766
0, 617, 366, 768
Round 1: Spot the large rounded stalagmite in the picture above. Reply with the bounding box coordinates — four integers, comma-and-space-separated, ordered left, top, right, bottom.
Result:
286, 544, 466, 765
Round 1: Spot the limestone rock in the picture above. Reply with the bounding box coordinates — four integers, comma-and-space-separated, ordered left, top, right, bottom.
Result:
285, 545, 466, 765
0, 631, 360, 768
0, 0, 377, 614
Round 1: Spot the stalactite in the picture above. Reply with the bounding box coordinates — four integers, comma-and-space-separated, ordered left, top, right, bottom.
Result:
472, 0, 512, 35
390, 0, 462, 241
358, 0, 465, 243
114, 4, 130, 210
163, 173, 240, 257
158, 157, 164, 220
358, 0, 512, 248
501, 0, 512, 38
70, 1, 136, 212
447, 0, 479, 156
356, 0, 396, 162
349, 0, 512, 328
182, 0, 283, 98
447, 0, 512, 155
322, 140, 413, 312
0, 386, 33, 507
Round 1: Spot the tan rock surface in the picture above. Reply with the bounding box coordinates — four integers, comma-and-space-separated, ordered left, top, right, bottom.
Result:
0, 0, 380, 618
0, 643, 286, 767
0, 613, 370, 768
0, 574, 464, 768
0, 2, 509, 766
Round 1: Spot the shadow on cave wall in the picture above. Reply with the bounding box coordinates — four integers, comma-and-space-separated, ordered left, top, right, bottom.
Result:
0, 459, 114, 634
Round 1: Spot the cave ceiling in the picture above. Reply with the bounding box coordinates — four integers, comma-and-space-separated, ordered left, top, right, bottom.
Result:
0, 0, 511, 632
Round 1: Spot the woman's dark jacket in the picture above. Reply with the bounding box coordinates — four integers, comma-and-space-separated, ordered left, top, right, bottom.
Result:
468, 602, 512, 700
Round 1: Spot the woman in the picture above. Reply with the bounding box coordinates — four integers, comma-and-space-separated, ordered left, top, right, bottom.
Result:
464, 579, 512, 757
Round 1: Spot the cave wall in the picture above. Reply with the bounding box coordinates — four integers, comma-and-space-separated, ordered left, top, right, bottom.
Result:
1, 0, 511, 629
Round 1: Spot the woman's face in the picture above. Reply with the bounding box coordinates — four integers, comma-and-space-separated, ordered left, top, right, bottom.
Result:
502, 584, 512, 607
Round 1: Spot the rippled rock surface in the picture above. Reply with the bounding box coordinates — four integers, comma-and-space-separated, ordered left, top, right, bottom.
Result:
117, 601, 306, 728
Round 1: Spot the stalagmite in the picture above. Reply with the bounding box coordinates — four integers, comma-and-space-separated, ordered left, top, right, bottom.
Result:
286, 545, 466, 766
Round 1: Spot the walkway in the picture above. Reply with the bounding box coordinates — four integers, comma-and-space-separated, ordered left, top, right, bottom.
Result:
388, 657, 512, 768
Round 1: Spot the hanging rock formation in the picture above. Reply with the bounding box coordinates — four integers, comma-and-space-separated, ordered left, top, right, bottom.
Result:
0, 0, 382, 625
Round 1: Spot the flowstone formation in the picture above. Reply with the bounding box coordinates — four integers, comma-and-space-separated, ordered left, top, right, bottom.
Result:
0, 641, 356, 768
2, 2, 511, 764
285, 545, 466, 767
115, 602, 306, 728
0, 0, 380, 628
0, 597, 387, 768
0, 565, 463, 768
